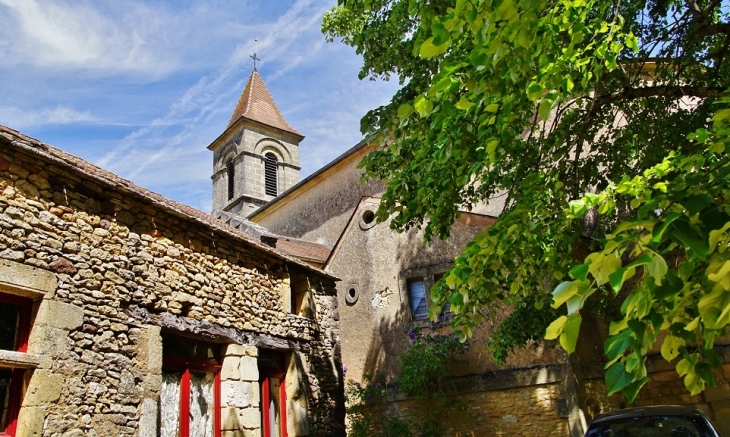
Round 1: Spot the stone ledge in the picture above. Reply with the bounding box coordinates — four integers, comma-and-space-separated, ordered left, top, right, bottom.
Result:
0, 349, 41, 368
0, 258, 57, 298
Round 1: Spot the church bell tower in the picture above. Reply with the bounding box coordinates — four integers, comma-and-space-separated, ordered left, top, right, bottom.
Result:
208, 58, 303, 217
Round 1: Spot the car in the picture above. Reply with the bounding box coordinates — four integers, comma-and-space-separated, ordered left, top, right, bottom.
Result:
584, 405, 722, 437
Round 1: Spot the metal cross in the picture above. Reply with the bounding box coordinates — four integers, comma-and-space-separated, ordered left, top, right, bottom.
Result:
250, 53, 261, 71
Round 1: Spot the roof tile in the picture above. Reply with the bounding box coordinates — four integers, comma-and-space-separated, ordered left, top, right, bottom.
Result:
227, 70, 302, 137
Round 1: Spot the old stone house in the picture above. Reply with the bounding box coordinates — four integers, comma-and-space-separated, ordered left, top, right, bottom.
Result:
0, 124, 345, 437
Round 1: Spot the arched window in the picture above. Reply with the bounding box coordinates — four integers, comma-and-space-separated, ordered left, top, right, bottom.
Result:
264, 153, 278, 196
226, 160, 235, 201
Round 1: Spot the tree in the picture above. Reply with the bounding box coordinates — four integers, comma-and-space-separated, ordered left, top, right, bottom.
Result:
322, 0, 730, 401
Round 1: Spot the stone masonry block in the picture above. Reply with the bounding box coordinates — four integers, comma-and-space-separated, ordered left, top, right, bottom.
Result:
704, 386, 730, 402
0, 258, 57, 297
239, 356, 259, 382
221, 380, 252, 408
36, 299, 83, 330
222, 356, 241, 381
27, 324, 70, 358
138, 397, 158, 437
23, 369, 64, 405
138, 325, 162, 372
224, 343, 257, 358
16, 405, 44, 436
222, 406, 242, 431
237, 407, 262, 430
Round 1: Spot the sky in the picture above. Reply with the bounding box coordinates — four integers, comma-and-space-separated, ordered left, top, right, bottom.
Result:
0, 0, 400, 213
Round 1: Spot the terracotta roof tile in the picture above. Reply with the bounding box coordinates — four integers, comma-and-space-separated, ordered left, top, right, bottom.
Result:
214, 211, 331, 264
227, 70, 302, 137
273, 238, 331, 264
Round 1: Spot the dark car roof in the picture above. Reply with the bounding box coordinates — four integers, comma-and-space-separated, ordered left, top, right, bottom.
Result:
591, 405, 708, 424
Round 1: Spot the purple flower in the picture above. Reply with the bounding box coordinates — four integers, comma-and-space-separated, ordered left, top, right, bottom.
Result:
375, 382, 382, 388
343, 364, 349, 374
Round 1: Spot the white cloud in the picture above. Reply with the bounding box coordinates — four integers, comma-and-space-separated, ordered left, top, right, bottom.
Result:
0, 0, 180, 76
0, 105, 95, 128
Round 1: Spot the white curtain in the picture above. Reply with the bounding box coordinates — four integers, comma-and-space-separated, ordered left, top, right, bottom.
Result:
160, 372, 181, 437
189, 372, 214, 437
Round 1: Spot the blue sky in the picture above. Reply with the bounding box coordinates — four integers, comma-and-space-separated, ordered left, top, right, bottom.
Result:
0, 0, 400, 212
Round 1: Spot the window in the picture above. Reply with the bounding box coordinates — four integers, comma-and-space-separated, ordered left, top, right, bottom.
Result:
0, 294, 32, 437
159, 336, 221, 437
289, 274, 310, 317
401, 264, 454, 323
226, 160, 235, 201
407, 279, 428, 321
264, 153, 278, 196
258, 352, 288, 437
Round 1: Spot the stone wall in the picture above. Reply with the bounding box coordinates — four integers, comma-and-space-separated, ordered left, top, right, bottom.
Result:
391, 382, 569, 437
0, 128, 344, 436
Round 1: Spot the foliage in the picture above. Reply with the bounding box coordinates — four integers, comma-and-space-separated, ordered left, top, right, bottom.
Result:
346, 374, 413, 437
399, 327, 470, 399
323, 0, 730, 402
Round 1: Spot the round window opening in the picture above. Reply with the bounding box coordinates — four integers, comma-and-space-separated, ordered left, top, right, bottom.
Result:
362, 210, 375, 224
359, 207, 377, 230
345, 285, 360, 304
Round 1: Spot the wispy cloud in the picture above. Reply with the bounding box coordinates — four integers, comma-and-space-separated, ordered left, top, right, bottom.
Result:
0, 105, 96, 128
0, 0, 183, 76
96, 0, 333, 180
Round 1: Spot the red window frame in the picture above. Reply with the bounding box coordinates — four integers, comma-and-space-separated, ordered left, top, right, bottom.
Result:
260, 370, 287, 437
162, 355, 222, 437
0, 293, 33, 437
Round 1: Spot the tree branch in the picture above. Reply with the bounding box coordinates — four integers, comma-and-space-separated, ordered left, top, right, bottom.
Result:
592, 85, 727, 114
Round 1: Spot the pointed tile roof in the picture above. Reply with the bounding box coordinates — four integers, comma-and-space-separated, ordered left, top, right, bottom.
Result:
227, 70, 303, 138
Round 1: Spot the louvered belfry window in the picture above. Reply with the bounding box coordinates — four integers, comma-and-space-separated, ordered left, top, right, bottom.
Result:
226, 160, 235, 201
264, 153, 278, 196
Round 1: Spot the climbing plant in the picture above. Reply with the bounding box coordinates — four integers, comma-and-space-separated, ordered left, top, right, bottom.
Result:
323, 0, 730, 401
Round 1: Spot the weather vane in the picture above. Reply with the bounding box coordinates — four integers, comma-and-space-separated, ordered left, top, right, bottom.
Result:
250, 39, 260, 71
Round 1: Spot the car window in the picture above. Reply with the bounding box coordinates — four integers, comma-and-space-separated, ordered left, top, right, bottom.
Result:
585, 415, 717, 437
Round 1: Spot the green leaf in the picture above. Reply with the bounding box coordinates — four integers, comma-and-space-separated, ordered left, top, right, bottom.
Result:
647, 254, 668, 285
414, 96, 434, 117
698, 287, 730, 329
551, 281, 577, 308
609, 266, 635, 294
559, 314, 582, 353
682, 194, 711, 215
570, 263, 590, 281
420, 36, 451, 58
695, 362, 716, 387
398, 103, 413, 119
496, 0, 518, 21
661, 335, 683, 361
538, 98, 552, 121
670, 218, 709, 257
622, 377, 649, 403
606, 361, 633, 396
568, 199, 587, 217
526, 82, 544, 100
545, 315, 567, 340
605, 330, 632, 362
456, 98, 475, 110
